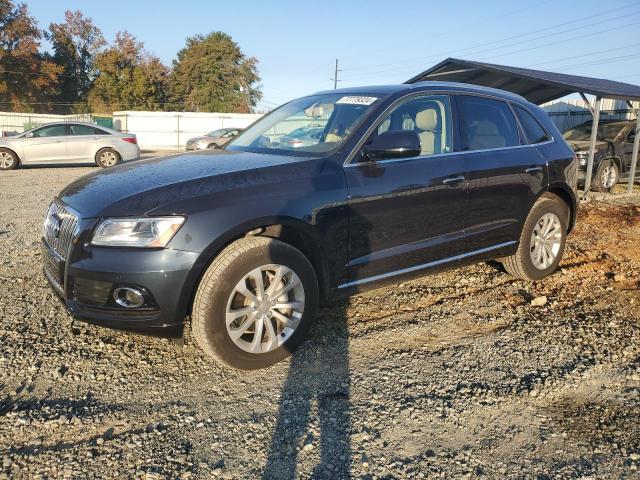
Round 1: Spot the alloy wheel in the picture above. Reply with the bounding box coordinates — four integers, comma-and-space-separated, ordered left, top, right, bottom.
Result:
0, 152, 14, 169
225, 264, 305, 354
99, 151, 117, 167
601, 164, 617, 189
530, 212, 562, 270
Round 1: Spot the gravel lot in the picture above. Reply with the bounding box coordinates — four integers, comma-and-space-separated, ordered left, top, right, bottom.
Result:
1, 166, 640, 479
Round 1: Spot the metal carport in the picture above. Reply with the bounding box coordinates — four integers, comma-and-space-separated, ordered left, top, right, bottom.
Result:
406, 58, 640, 197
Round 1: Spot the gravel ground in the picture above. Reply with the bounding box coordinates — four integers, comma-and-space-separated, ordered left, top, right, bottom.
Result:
1, 166, 640, 479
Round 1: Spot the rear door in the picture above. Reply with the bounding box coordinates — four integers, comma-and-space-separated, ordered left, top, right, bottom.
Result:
67, 124, 107, 162
344, 93, 468, 286
456, 95, 548, 255
20, 124, 68, 163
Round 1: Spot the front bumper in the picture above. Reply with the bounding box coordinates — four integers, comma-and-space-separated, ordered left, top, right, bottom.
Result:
42, 227, 200, 338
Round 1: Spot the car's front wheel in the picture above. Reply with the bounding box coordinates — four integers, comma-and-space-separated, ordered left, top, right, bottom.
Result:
502, 193, 568, 281
592, 158, 619, 192
192, 236, 319, 370
96, 148, 121, 168
0, 148, 18, 170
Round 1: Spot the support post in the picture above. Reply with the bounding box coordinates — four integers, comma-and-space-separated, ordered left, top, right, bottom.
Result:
176, 114, 180, 149
583, 96, 602, 199
628, 109, 640, 193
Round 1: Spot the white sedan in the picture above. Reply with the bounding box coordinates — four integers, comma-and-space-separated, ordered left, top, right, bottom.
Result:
0, 121, 140, 170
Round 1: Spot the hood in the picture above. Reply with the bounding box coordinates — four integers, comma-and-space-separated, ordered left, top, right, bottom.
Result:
58, 150, 320, 217
567, 140, 608, 152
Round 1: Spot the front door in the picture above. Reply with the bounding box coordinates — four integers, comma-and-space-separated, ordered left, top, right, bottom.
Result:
21, 124, 68, 163
343, 94, 467, 287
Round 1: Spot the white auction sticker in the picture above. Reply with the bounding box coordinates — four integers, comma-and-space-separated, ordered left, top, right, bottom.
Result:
336, 96, 378, 106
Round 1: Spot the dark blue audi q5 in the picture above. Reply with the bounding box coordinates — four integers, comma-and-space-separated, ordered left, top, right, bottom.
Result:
42, 82, 578, 369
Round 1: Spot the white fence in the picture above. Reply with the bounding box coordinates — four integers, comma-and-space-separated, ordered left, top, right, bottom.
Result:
113, 111, 263, 150
0, 112, 92, 136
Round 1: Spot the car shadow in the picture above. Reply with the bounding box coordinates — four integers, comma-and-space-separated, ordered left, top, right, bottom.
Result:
262, 299, 351, 479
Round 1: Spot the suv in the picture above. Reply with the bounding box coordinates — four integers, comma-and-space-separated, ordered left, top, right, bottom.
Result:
42, 82, 577, 370
563, 119, 640, 192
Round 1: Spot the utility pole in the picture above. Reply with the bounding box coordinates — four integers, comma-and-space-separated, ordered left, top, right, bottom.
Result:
331, 59, 341, 89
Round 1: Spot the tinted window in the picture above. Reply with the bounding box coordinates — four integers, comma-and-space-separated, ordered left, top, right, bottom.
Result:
69, 124, 106, 136
514, 106, 550, 144
458, 96, 519, 151
32, 125, 66, 138
373, 94, 452, 155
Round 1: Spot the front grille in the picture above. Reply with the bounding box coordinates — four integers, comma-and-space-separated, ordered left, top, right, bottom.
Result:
43, 201, 78, 260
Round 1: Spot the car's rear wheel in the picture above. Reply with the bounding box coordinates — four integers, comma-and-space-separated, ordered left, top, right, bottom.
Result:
502, 193, 568, 281
592, 158, 619, 192
192, 236, 319, 370
0, 149, 18, 170
96, 148, 121, 168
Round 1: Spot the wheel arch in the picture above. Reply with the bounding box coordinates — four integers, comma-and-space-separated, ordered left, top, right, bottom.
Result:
179, 216, 333, 324
0, 146, 21, 166
94, 146, 121, 163
542, 183, 577, 233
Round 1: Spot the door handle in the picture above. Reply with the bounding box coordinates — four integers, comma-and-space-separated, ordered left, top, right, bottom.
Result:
442, 175, 465, 186
525, 166, 543, 174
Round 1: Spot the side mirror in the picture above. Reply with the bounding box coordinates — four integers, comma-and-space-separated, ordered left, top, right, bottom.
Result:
362, 130, 421, 161
24, 132, 34, 138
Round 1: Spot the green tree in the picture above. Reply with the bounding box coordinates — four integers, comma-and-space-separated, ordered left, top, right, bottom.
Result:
0, 0, 61, 112
169, 31, 261, 113
48, 10, 105, 113
87, 31, 168, 113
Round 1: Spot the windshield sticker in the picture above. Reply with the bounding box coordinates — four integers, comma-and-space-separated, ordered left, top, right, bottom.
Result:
336, 96, 378, 106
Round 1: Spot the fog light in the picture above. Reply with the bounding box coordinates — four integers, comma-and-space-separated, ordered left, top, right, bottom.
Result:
113, 287, 145, 308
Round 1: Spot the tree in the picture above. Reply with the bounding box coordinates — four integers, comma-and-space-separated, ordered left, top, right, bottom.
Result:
169, 32, 261, 113
48, 10, 105, 113
0, 0, 61, 112
87, 31, 168, 113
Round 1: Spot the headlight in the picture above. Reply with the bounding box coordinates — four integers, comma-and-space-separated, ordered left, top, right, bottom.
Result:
92, 217, 185, 248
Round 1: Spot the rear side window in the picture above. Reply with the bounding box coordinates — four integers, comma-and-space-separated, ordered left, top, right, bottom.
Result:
513, 105, 550, 144
457, 95, 519, 151
69, 124, 107, 136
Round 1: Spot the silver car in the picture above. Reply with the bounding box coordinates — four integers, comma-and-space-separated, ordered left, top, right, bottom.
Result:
0, 121, 140, 170
185, 128, 243, 151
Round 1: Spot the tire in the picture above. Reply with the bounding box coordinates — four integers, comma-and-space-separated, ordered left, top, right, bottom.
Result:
502, 193, 568, 281
0, 148, 18, 170
192, 236, 319, 370
95, 148, 121, 168
592, 158, 619, 192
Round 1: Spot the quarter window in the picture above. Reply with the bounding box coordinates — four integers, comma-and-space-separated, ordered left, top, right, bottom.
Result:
457, 96, 519, 151
373, 94, 453, 156
513, 105, 550, 144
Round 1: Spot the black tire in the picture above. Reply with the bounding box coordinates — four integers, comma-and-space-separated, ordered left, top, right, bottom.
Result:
95, 148, 121, 168
0, 148, 18, 170
502, 193, 569, 281
591, 158, 619, 193
192, 236, 319, 370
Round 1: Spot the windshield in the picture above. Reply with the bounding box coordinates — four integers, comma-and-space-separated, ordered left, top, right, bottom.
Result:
563, 122, 627, 142
206, 129, 228, 137
227, 93, 383, 156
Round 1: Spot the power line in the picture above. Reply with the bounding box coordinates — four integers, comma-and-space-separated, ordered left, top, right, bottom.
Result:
340, 1, 639, 75
340, 18, 640, 83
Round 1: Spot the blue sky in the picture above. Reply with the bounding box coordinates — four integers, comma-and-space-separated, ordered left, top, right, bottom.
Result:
28, 0, 640, 111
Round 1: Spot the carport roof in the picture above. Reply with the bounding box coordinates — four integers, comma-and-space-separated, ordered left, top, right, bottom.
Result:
405, 58, 640, 104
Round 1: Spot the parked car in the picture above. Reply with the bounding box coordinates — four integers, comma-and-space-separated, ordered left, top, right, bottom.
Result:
185, 128, 243, 151
42, 82, 577, 369
277, 126, 324, 148
0, 122, 139, 170
563, 119, 640, 192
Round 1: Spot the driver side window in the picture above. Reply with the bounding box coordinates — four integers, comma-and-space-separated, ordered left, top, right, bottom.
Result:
32, 124, 67, 138
373, 94, 452, 155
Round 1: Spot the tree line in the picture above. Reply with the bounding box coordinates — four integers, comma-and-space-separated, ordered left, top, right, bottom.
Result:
0, 0, 262, 114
